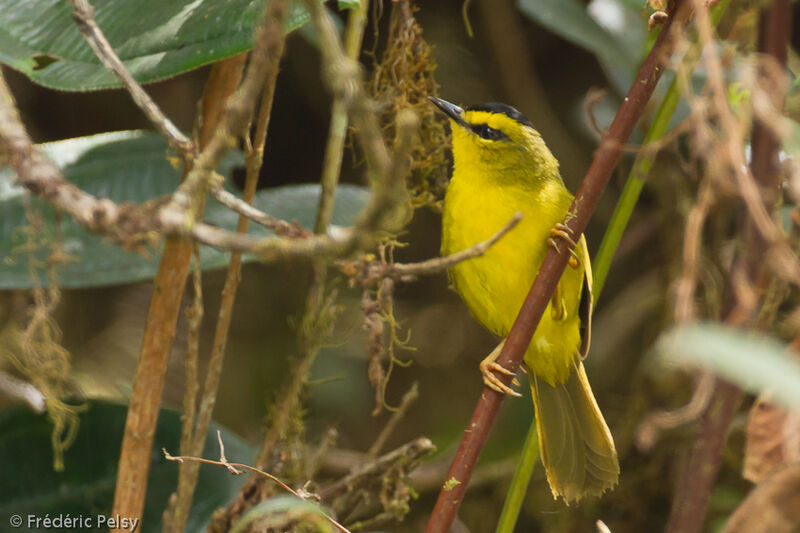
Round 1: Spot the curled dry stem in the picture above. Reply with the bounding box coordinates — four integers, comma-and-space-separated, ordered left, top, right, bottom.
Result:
666, 3, 793, 533
635, 370, 716, 451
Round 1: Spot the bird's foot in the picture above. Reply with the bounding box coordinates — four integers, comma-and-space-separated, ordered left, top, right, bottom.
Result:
480, 342, 521, 397
548, 223, 581, 268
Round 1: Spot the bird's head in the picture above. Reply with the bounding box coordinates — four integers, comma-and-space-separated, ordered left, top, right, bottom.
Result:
429, 97, 560, 186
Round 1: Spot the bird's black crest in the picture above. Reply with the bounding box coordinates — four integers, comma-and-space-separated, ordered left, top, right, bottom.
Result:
465, 102, 534, 128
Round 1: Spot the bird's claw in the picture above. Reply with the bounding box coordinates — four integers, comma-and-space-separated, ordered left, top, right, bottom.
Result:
549, 223, 578, 248
549, 223, 580, 268
480, 361, 522, 397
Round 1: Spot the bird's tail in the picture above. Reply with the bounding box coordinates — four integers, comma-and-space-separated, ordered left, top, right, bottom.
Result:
529, 359, 619, 504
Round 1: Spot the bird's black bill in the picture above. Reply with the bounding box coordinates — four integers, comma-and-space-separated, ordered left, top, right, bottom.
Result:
429, 96, 469, 128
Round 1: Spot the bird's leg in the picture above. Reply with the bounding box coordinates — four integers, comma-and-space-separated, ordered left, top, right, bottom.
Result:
480, 340, 522, 397
548, 222, 581, 269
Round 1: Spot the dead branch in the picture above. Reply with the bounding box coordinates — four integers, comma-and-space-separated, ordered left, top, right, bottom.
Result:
360, 212, 523, 285
164, 431, 351, 533
319, 437, 435, 520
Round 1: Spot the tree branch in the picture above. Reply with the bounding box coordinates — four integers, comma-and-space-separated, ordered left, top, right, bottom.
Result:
160, 0, 293, 230
0, 71, 136, 243
358, 212, 522, 284
66, 0, 193, 158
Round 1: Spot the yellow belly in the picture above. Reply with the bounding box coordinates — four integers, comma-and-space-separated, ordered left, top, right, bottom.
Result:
442, 175, 584, 386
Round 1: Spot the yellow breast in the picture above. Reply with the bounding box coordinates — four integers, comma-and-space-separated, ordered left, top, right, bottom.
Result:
442, 172, 584, 386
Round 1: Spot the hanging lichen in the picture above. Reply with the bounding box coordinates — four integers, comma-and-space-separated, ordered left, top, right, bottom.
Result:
369, 0, 450, 209
1, 203, 82, 471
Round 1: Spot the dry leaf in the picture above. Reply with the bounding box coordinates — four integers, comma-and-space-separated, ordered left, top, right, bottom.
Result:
722, 463, 800, 533
743, 393, 800, 483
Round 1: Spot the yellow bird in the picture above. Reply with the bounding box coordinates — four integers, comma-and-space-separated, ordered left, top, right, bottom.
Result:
431, 97, 619, 503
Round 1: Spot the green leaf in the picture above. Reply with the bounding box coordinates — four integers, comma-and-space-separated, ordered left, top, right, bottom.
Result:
0, 402, 254, 532
0, 131, 371, 289
337, 0, 361, 9
655, 323, 800, 410
516, 0, 637, 71
231, 496, 337, 533
0, 0, 317, 91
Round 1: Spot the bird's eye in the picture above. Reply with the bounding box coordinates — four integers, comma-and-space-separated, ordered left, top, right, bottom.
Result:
474, 124, 506, 141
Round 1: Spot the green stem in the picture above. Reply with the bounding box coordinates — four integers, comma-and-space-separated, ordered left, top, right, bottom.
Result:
592, 75, 680, 301
496, 2, 731, 530
593, 0, 731, 302
495, 418, 539, 533
314, 0, 368, 235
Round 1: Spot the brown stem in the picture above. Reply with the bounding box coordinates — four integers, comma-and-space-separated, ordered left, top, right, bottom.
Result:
425, 3, 694, 531
665, 2, 792, 532
666, 380, 743, 533
164, 28, 285, 531
110, 56, 247, 530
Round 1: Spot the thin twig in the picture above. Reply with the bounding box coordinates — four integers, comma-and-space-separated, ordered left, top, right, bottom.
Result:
306, 427, 339, 480
319, 437, 435, 501
164, 433, 351, 533
365, 213, 522, 283
161, 0, 290, 230
635, 370, 715, 451
179, 245, 203, 457
0, 71, 132, 242
674, 177, 715, 322
0, 66, 408, 267
301, 0, 391, 186
368, 382, 419, 457
66, 0, 193, 158
317, 447, 515, 494
686, 0, 800, 287
213, 187, 311, 238
212, 4, 414, 524
426, 3, 694, 530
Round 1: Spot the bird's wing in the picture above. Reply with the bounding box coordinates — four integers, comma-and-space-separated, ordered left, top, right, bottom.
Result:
578, 234, 593, 360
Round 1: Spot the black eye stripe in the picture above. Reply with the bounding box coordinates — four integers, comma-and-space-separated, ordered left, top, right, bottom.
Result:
471, 123, 508, 141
